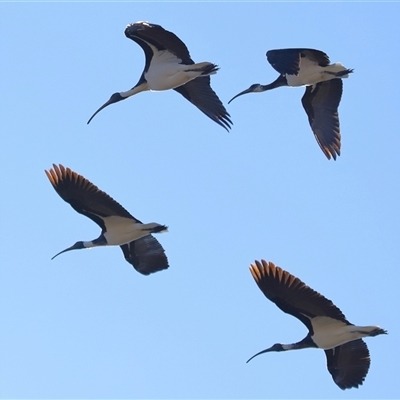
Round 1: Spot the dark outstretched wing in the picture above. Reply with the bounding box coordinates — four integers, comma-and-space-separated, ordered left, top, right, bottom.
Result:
301, 79, 343, 160
267, 48, 330, 76
45, 164, 137, 229
125, 21, 193, 65
325, 339, 371, 390
249, 260, 349, 330
174, 78, 232, 131
120, 235, 169, 275
124, 21, 230, 130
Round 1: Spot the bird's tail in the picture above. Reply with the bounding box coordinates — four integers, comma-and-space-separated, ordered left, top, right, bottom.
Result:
151, 224, 168, 234
325, 63, 354, 79
369, 327, 387, 337
187, 62, 219, 76
334, 68, 354, 78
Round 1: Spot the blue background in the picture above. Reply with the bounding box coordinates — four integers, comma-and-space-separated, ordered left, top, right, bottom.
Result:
1, 2, 397, 398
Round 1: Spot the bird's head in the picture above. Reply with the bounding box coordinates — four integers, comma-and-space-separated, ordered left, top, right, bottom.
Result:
87, 92, 126, 124
228, 84, 264, 104
51, 241, 86, 260
246, 343, 285, 363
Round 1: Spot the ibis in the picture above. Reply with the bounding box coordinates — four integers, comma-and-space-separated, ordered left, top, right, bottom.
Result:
88, 21, 232, 131
247, 260, 386, 390
45, 164, 169, 275
229, 48, 353, 159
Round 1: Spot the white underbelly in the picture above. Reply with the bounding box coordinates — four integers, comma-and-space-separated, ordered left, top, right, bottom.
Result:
286, 63, 349, 87
144, 47, 195, 91
103, 216, 147, 245
310, 317, 353, 349
145, 47, 213, 90
310, 316, 378, 349
286, 72, 324, 86
145, 65, 194, 91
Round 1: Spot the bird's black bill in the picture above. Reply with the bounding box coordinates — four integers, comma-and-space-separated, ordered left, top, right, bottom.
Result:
87, 99, 114, 124
51, 242, 83, 260
228, 87, 255, 104
87, 93, 124, 124
246, 347, 274, 363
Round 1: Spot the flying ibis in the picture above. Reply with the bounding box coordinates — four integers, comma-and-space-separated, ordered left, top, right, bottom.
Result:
45, 164, 169, 275
87, 21, 232, 131
247, 259, 386, 390
229, 48, 353, 159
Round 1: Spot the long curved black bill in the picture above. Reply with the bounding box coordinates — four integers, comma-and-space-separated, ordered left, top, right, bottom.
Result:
51, 243, 82, 260
228, 87, 255, 104
87, 92, 124, 124
246, 347, 273, 363
87, 99, 114, 124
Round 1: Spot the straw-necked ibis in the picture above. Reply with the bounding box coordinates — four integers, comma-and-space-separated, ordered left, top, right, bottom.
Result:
247, 260, 386, 390
229, 48, 353, 159
88, 21, 232, 131
45, 164, 169, 275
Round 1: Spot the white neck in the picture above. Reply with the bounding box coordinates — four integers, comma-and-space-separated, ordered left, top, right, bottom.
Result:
120, 83, 149, 98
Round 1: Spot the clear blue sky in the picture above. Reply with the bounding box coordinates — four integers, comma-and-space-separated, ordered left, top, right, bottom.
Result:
1, 2, 398, 399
